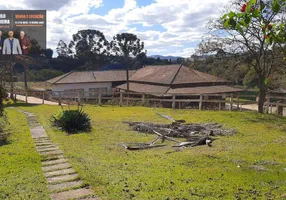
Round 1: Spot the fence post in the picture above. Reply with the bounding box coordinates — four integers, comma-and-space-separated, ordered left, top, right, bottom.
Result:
119, 91, 123, 106
78, 91, 81, 105
237, 93, 240, 110
25, 91, 28, 103
229, 94, 233, 111
58, 92, 62, 106
199, 94, 203, 110
42, 92, 45, 104
219, 102, 221, 111
98, 93, 102, 105
266, 94, 270, 114
172, 95, 176, 109
141, 93, 145, 106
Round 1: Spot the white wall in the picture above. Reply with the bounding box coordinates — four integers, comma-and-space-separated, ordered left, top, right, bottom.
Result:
52, 82, 113, 92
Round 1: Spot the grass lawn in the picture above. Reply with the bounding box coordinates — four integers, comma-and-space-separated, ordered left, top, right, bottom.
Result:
0, 109, 50, 200
11, 104, 286, 200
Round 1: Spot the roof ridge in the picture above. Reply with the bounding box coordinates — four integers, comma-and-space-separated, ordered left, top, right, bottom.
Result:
165, 64, 183, 94
52, 71, 74, 84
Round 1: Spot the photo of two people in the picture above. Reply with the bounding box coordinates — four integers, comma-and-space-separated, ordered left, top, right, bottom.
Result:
0, 30, 31, 55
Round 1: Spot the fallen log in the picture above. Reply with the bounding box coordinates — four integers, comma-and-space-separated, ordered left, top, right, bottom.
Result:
122, 113, 235, 151
122, 143, 167, 151
124, 121, 236, 137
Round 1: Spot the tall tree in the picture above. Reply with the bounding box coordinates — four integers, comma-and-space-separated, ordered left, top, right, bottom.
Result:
68, 29, 110, 69
56, 40, 70, 58
110, 33, 145, 93
198, 0, 286, 113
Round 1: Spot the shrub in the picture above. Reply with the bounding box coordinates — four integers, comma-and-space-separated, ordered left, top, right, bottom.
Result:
51, 108, 91, 134
0, 113, 9, 145
0, 131, 9, 145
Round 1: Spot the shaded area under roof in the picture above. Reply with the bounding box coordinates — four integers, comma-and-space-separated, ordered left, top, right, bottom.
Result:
117, 82, 170, 95
168, 85, 243, 95
117, 83, 242, 95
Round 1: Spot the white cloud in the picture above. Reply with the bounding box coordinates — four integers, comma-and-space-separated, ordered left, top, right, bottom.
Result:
0, 0, 231, 57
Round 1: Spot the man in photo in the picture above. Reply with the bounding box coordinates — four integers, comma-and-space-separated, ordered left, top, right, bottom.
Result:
3, 30, 22, 55
0, 31, 4, 55
20, 31, 31, 55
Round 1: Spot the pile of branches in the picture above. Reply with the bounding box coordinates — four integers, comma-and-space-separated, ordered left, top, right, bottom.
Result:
122, 113, 236, 150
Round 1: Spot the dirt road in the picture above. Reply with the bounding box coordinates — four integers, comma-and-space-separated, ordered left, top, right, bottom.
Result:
15, 94, 60, 105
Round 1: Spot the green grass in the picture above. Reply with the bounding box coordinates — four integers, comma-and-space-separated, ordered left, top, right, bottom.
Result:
0, 109, 50, 200
13, 104, 286, 199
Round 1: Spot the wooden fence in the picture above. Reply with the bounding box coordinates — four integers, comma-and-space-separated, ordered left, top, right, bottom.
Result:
11, 90, 286, 115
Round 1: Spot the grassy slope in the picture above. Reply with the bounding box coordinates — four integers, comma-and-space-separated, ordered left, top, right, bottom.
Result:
0, 109, 50, 200
17, 105, 286, 200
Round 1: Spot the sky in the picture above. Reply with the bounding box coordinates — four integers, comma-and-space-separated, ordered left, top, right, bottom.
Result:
0, 0, 230, 58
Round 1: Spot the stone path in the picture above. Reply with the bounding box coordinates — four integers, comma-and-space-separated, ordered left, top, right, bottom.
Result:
20, 109, 101, 200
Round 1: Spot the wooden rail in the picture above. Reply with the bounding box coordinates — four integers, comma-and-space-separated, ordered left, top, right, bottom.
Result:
11, 90, 286, 115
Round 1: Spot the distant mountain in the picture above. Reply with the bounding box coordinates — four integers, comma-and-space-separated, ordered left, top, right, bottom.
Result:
149, 55, 184, 61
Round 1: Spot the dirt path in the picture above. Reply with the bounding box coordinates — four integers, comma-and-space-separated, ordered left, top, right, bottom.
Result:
14, 94, 60, 105
17, 109, 100, 200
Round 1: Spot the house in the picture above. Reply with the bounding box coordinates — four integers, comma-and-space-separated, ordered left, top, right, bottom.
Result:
116, 65, 242, 108
47, 70, 136, 96
47, 65, 242, 108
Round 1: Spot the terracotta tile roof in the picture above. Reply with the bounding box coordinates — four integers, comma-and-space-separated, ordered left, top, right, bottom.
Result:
129, 65, 228, 85
47, 70, 136, 84
129, 65, 180, 84
116, 65, 241, 95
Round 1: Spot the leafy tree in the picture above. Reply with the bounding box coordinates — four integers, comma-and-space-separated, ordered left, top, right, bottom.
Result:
110, 33, 145, 92
110, 33, 146, 68
28, 69, 64, 82
56, 40, 70, 58
199, 0, 286, 113
68, 29, 110, 69
110, 33, 144, 58
243, 66, 259, 87
45, 49, 54, 59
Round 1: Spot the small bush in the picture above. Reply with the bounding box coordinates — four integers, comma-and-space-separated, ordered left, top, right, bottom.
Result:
0, 131, 9, 145
0, 113, 9, 145
51, 108, 91, 134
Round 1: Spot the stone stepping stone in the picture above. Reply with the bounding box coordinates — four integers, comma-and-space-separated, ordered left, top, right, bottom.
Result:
42, 158, 69, 166
15, 109, 100, 199
37, 145, 58, 150
39, 150, 63, 156
35, 141, 53, 144
42, 154, 66, 161
45, 168, 76, 177
36, 142, 54, 146
37, 147, 60, 152
50, 188, 94, 200
48, 180, 83, 192
47, 173, 79, 184
30, 126, 48, 138
42, 163, 71, 172
34, 137, 51, 141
